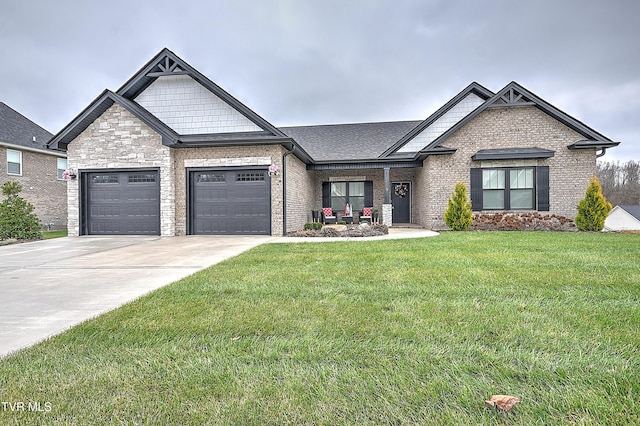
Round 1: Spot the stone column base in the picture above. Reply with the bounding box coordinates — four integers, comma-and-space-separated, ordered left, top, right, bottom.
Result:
382, 204, 393, 226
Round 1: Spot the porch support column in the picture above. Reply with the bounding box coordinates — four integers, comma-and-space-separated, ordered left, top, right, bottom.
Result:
382, 167, 393, 227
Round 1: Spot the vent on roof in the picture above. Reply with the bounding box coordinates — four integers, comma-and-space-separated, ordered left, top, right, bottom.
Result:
33, 136, 36, 142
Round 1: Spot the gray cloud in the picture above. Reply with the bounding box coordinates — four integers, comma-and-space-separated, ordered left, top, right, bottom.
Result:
1, 0, 638, 161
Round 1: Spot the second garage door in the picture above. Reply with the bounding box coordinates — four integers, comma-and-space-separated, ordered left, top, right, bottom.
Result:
190, 169, 271, 235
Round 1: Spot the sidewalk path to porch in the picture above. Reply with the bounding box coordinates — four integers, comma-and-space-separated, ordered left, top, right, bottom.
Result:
270, 227, 439, 243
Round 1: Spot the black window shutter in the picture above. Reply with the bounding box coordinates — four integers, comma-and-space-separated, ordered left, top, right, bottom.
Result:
364, 181, 373, 207
537, 166, 550, 211
322, 182, 331, 208
470, 168, 483, 211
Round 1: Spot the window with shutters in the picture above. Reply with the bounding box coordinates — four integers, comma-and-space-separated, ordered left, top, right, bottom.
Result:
481, 168, 534, 210
471, 167, 546, 211
329, 181, 365, 212
322, 181, 373, 213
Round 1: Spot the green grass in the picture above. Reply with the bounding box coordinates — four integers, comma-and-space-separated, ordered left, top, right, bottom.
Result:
1, 232, 638, 424
42, 230, 68, 239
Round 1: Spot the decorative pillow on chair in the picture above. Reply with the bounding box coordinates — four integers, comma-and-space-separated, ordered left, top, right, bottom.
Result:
362, 207, 372, 217
323, 207, 334, 217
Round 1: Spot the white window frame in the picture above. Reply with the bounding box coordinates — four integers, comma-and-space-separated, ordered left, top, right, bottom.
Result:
7, 149, 22, 176
57, 158, 68, 180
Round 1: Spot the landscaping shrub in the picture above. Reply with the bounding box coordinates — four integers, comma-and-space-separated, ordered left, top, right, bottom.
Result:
0, 181, 42, 240
575, 176, 612, 231
443, 181, 472, 230
304, 222, 323, 230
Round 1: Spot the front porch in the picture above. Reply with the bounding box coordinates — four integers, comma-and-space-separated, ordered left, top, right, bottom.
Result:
306, 164, 421, 228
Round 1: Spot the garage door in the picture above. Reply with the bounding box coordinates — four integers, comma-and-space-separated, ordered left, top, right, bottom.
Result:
191, 169, 270, 235
86, 170, 160, 235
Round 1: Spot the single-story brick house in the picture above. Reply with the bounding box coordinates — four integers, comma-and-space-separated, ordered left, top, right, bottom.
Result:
1, 102, 67, 230
47, 48, 619, 236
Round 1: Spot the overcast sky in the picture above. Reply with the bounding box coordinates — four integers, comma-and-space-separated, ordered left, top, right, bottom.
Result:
1, 0, 638, 162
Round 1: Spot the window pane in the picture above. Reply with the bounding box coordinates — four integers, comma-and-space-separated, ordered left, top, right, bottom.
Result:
331, 196, 346, 211
483, 169, 504, 189
236, 172, 265, 181
510, 189, 534, 209
7, 162, 21, 175
350, 196, 364, 212
510, 168, 533, 189
483, 190, 504, 209
7, 150, 20, 163
349, 182, 364, 196
57, 159, 67, 179
331, 182, 346, 197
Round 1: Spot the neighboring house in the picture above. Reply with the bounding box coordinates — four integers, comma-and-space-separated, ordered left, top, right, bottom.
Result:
604, 205, 640, 231
1, 102, 67, 230
47, 48, 620, 236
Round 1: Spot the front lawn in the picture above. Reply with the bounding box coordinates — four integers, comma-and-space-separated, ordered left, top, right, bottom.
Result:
42, 230, 68, 239
1, 232, 638, 424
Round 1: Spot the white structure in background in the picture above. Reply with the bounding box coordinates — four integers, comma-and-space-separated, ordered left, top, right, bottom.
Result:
604, 205, 640, 231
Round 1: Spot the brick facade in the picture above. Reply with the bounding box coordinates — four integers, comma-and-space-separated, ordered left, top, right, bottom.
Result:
173, 146, 283, 236
417, 106, 595, 230
62, 103, 599, 236
1, 146, 67, 230
51, 50, 614, 236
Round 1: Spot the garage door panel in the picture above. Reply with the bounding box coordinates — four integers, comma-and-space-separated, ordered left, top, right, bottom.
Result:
191, 170, 270, 235
86, 170, 160, 235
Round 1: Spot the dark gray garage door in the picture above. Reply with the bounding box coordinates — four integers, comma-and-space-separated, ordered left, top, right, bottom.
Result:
191, 169, 270, 235
86, 170, 160, 235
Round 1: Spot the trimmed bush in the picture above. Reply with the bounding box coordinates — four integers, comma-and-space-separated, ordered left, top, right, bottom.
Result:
575, 176, 612, 231
444, 181, 473, 231
0, 181, 42, 240
304, 222, 323, 230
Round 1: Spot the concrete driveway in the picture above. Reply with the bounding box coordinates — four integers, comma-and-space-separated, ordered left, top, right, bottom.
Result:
0, 235, 273, 358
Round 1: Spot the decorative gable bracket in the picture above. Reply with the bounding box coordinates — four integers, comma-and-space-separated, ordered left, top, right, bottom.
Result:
489, 87, 535, 107
146, 56, 188, 77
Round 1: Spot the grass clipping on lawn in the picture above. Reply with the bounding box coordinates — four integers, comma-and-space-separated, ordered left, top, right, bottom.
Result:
1, 232, 639, 424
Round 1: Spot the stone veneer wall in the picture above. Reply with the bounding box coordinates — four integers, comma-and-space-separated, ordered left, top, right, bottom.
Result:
172, 145, 285, 236
66, 104, 175, 236
418, 106, 596, 230
0, 147, 67, 230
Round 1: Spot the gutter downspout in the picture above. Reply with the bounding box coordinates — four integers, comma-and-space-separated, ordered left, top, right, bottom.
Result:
282, 145, 296, 236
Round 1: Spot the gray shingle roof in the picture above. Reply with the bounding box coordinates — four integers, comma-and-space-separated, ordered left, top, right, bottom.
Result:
0, 102, 53, 150
281, 120, 422, 162
619, 205, 640, 221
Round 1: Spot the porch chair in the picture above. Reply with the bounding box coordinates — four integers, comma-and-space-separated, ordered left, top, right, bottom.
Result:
322, 207, 337, 224
359, 207, 373, 224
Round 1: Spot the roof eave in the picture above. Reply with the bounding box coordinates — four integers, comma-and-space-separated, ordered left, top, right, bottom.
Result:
567, 140, 621, 150
47, 91, 179, 151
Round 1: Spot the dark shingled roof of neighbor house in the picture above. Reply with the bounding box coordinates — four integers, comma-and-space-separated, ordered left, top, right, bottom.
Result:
280, 120, 423, 162
0, 102, 53, 150
619, 205, 640, 221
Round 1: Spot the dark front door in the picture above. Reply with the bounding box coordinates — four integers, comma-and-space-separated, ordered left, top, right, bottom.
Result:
391, 181, 411, 223
190, 169, 271, 235
85, 170, 160, 235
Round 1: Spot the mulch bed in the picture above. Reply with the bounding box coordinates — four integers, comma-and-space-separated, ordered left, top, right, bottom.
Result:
287, 223, 389, 238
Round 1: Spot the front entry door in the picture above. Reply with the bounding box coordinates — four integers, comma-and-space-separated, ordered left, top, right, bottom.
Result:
391, 181, 411, 223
